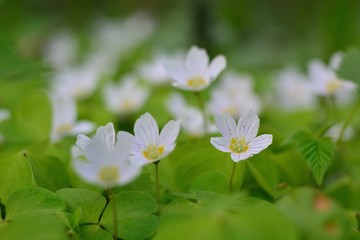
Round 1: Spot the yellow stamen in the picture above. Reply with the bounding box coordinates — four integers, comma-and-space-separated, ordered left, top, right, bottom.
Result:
187, 76, 207, 88
121, 99, 135, 111
56, 124, 72, 135
229, 137, 249, 153
98, 166, 120, 182
143, 144, 165, 161
326, 79, 343, 95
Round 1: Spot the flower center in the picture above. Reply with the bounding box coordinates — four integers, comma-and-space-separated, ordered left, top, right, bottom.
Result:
326, 79, 343, 94
187, 76, 207, 88
121, 99, 135, 112
143, 144, 165, 161
56, 124, 72, 135
229, 137, 249, 153
98, 166, 120, 182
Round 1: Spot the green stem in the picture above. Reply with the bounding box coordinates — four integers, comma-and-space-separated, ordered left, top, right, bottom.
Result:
154, 161, 160, 215
229, 161, 237, 192
337, 98, 360, 144
194, 91, 208, 134
108, 189, 118, 240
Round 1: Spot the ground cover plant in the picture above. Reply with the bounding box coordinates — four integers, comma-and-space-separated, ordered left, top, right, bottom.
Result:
1, 1, 360, 239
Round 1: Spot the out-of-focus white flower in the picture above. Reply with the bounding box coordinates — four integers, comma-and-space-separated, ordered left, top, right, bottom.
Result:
308, 57, 356, 101
50, 96, 95, 142
326, 123, 354, 142
208, 72, 262, 118
274, 67, 316, 111
167, 93, 216, 137
72, 123, 141, 188
43, 30, 77, 69
137, 54, 172, 85
210, 110, 272, 162
127, 113, 180, 166
164, 45, 226, 91
0, 109, 10, 143
103, 76, 150, 115
51, 60, 101, 100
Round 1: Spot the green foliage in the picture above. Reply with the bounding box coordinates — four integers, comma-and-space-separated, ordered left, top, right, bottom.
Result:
337, 48, 360, 84
155, 195, 298, 240
100, 191, 158, 240
277, 187, 358, 240
295, 131, 335, 186
79, 225, 113, 240
56, 188, 107, 224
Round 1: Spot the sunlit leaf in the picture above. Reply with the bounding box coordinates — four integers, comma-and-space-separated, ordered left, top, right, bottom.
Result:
56, 188, 107, 224
100, 191, 158, 240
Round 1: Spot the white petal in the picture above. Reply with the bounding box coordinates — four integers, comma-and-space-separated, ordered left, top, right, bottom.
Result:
76, 134, 92, 150
247, 134, 273, 155
209, 55, 226, 80
215, 114, 236, 140
210, 137, 231, 153
113, 131, 133, 158
164, 62, 188, 84
73, 160, 99, 184
159, 120, 180, 149
185, 46, 209, 76
72, 121, 95, 135
94, 122, 115, 151
118, 163, 141, 186
231, 152, 253, 162
237, 110, 259, 142
134, 113, 159, 147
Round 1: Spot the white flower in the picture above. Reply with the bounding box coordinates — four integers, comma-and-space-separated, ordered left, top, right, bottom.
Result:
73, 123, 141, 188
128, 113, 180, 166
308, 58, 356, 100
210, 110, 273, 162
51, 61, 101, 100
103, 76, 150, 115
208, 72, 262, 118
50, 96, 95, 142
164, 45, 226, 91
326, 123, 354, 142
137, 54, 171, 85
166, 93, 216, 137
0, 109, 10, 122
274, 67, 316, 111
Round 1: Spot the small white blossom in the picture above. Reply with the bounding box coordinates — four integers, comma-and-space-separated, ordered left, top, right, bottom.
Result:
128, 113, 180, 166
274, 67, 316, 111
73, 123, 141, 188
103, 76, 150, 115
137, 53, 172, 85
50, 96, 95, 142
211, 110, 272, 162
51, 60, 101, 100
308, 56, 356, 102
208, 72, 262, 118
164, 45, 226, 91
326, 123, 354, 142
167, 93, 216, 137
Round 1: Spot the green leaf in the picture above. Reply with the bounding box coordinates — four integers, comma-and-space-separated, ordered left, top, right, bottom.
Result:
155, 195, 298, 240
247, 155, 279, 197
0, 212, 69, 240
4, 186, 66, 220
56, 188, 107, 224
27, 153, 70, 191
100, 191, 158, 240
337, 48, 360, 84
295, 131, 335, 185
0, 153, 34, 200
189, 171, 229, 195
79, 225, 113, 240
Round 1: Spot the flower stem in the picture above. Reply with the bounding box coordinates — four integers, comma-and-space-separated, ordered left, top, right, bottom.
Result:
229, 161, 237, 192
108, 189, 118, 240
337, 97, 360, 145
154, 161, 160, 215
194, 91, 208, 134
